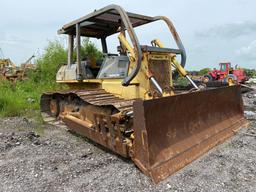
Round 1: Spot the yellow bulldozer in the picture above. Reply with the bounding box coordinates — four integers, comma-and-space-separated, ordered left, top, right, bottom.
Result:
40, 5, 248, 183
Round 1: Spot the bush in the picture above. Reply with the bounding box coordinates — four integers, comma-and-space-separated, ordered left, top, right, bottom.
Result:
174, 77, 189, 87
80, 38, 103, 60
244, 69, 256, 78
198, 68, 211, 76
0, 40, 66, 117
31, 40, 67, 84
0, 38, 102, 118
0, 81, 36, 117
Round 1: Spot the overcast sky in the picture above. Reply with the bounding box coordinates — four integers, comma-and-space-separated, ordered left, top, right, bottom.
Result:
0, 0, 255, 70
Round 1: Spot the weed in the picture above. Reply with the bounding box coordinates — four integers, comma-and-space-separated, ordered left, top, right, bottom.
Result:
0, 38, 101, 120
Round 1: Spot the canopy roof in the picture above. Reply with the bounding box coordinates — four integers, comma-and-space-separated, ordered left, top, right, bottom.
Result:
58, 4, 155, 38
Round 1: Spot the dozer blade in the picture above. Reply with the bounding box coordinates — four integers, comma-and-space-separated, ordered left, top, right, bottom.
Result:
132, 85, 248, 183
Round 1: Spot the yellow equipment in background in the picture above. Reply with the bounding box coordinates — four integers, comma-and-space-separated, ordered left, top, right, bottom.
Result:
0, 58, 17, 81
0, 55, 35, 82
0, 58, 16, 70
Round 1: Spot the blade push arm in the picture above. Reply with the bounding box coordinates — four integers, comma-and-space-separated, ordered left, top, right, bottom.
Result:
119, 34, 163, 95
171, 57, 199, 89
118, 33, 136, 61
151, 39, 199, 90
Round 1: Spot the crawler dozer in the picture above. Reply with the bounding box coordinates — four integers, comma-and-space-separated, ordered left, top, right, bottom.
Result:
40, 5, 248, 183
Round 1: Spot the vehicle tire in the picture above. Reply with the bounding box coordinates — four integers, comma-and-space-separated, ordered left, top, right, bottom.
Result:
224, 74, 237, 85
203, 74, 212, 83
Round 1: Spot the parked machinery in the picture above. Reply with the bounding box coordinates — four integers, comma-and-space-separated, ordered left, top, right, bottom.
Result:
0, 55, 35, 82
0, 58, 17, 81
40, 5, 247, 183
204, 62, 248, 85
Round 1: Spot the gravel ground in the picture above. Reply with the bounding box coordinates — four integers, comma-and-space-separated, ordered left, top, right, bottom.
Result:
0, 88, 256, 192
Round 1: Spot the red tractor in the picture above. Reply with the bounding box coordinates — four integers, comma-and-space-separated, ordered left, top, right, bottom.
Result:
203, 62, 248, 84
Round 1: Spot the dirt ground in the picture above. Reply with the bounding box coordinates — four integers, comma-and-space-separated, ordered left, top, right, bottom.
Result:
0, 88, 256, 192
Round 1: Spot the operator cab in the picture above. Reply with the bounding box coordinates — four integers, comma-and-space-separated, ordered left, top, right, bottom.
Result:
97, 55, 129, 78
56, 4, 185, 85
220, 62, 231, 72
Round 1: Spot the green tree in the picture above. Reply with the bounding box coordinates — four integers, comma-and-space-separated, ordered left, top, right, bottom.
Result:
80, 38, 103, 60
244, 68, 256, 78
32, 38, 102, 83
32, 40, 67, 83
198, 68, 211, 76
0, 38, 103, 117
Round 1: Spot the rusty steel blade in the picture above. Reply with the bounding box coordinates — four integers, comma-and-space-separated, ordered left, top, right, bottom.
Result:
132, 85, 248, 183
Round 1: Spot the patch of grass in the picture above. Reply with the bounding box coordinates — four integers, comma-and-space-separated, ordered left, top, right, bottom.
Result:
0, 78, 65, 119
222, 141, 232, 150
0, 38, 101, 122
0, 40, 67, 119
0, 80, 46, 117
34, 123, 46, 136
0, 81, 29, 117
173, 77, 190, 87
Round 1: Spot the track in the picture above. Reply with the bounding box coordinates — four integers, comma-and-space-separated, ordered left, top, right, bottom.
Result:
40, 89, 135, 157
